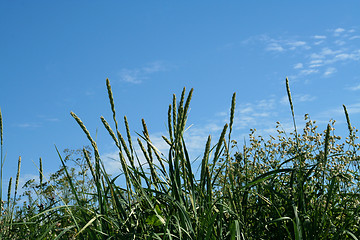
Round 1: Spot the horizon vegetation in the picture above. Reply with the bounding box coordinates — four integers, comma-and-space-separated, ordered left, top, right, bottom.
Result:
0, 78, 359, 239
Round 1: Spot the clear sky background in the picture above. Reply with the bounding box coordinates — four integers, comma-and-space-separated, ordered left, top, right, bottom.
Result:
1, 1, 360, 192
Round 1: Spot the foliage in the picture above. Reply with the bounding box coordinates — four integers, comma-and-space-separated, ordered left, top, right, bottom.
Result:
0, 78, 359, 239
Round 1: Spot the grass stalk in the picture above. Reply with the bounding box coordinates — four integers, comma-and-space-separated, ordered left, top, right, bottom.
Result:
0, 107, 3, 214
286, 77, 299, 149
343, 105, 352, 135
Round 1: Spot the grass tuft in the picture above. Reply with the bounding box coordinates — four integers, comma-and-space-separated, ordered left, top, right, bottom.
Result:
0, 78, 359, 239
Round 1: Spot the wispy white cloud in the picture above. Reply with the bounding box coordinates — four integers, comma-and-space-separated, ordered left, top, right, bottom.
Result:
15, 123, 41, 128
319, 102, 360, 119
334, 53, 352, 61
313, 35, 327, 39
333, 28, 345, 36
13, 115, 60, 129
37, 115, 60, 122
323, 67, 337, 77
248, 28, 360, 81
45, 118, 60, 122
300, 69, 319, 75
297, 94, 317, 102
287, 41, 308, 50
266, 42, 284, 52
346, 83, 360, 91
294, 63, 303, 69
349, 36, 360, 40
343, 103, 360, 114
314, 40, 325, 45
142, 61, 167, 73
334, 28, 345, 33
335, 51, 360, 61
320, 47, 341, 56
308, 59, 323, 68
334, 40, 346, 46
280, 94, 316, 105
231, 97, 281, 131
321, 50, 360, 65
118, 61, 168, 84
119, 69, 143, 84
310, 53, 324, 59
239, 106, 253, 114
85, 90, 95, 96
249, 35, 311, 53
310, 59, 323, 64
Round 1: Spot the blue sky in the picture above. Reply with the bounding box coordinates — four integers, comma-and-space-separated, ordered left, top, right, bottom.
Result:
1, 1, 360, 191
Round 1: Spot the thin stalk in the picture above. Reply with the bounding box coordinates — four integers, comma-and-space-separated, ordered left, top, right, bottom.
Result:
6, 177, 11, 209
39, 157, 43, 204
0, 107, 3, 212
168, 104, 173, 143
286, 77, 299, 149
228, 92, 236, 145
200, 135, 211, 201
124, 116, 135, 167
13, 157, 21, 207
5, 177, 12, 235
343, 105, 352, 136
70, 112, 104, 219
322, 124, 331, 187
142, 119, 153, 164
9, 157, 21, 229
172, 94, 177, 138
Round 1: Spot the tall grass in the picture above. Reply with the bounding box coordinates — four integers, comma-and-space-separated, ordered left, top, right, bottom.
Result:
0, 78, 359, 239
0, 107, 4, 216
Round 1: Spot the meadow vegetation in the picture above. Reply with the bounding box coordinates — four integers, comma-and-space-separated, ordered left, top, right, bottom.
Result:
0, 78, 359, 239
